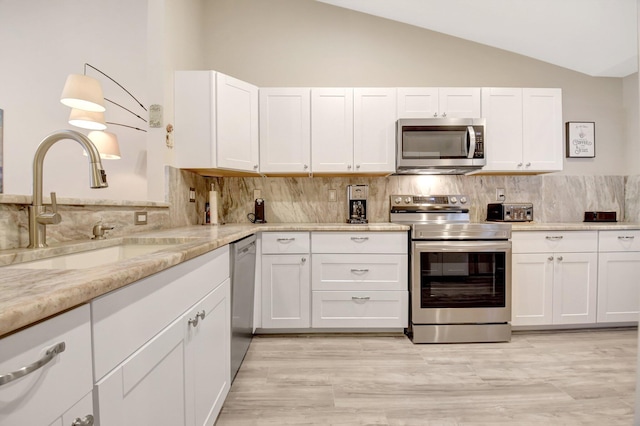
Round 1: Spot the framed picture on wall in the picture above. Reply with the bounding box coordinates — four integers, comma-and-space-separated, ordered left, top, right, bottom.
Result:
566, 121, 595, 158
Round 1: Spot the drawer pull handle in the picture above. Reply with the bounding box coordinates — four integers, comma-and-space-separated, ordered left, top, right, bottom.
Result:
545, 236, 563, 241
0, 341, 66, 387
350, 268, 369, 273
188, 310, 206, 327
618, 236, 635, 240
352, 296, 371, 303
276, 238, 296, 242
72, 415, 95, 426
350, 237, 369, 242
557, 256, 563, 261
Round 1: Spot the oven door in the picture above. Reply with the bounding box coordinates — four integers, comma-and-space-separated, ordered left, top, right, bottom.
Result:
411, 240, 511, 324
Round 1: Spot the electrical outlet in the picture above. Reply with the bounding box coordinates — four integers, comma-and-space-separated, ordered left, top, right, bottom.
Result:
189, 187, 196, 203
134, 211, 148, 225
328, 189, 337, 202
496, 188, 506, 202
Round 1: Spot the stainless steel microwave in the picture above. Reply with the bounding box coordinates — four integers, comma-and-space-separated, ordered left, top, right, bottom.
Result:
396, 118, 486, 174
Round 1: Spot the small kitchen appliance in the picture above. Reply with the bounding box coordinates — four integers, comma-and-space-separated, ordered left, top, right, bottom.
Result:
584, 211, 617, 222
247, 198, 266, 223
390, 194, 512, 344
347, 185, 368, 224
487, 203, 533, 222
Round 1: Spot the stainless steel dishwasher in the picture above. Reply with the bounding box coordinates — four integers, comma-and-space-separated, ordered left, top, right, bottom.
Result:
229, 234, 257, 381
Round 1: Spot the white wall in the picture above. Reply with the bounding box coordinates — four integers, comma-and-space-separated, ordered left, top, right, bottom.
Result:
0, 0, 149, 200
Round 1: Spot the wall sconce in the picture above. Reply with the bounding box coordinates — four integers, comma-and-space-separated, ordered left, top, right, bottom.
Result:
87, 131, 121, 160
60, 63, 149, 133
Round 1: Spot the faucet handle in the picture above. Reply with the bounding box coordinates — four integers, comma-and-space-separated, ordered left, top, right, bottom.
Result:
37, 192, 62, 225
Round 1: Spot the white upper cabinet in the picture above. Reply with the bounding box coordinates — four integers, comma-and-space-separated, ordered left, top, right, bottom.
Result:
312, 88, 396, 174
259, 88, 311, 174
174, 71, 259, 173
481, 87, 563, 173
353, 88, 397, 173
311, 88, 354, 172
397, 87, 481, 118
216, 73, 260, 172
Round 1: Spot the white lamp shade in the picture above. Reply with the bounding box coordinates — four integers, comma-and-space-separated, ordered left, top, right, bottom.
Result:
87, 131, 121, 160
69, 108, 107, 130
60, 74, 106, 112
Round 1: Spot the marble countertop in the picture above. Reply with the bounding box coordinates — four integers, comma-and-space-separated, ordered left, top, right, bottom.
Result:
509, 222, 640, 231
0, 222, 408, 338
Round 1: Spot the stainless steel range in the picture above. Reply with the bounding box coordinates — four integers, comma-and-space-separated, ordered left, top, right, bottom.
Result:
390, 194, 512, 343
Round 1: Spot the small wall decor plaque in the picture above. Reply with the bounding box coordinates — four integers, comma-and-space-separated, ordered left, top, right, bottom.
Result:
566, 121, 595, 158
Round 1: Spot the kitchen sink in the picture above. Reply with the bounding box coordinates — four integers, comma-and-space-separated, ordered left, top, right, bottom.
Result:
4, 242, 181, 270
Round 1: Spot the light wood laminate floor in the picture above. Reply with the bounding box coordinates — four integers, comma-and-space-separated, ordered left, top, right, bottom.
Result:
216, 328, 637, 425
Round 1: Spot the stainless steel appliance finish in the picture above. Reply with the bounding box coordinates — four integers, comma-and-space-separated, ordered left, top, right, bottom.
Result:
487, 203, 533, 222
347, 184, 369, 224
396, 118, 486, 175
391, 194, 512, 343
230, 234, 257, 381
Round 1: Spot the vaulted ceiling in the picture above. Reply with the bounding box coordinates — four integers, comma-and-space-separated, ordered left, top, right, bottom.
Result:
316, 0, 638, 78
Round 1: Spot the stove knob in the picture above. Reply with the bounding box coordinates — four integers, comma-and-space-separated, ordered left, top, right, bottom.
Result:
404, 196, 412, 204
394, 197, 402, 204
450, 196, 458, 204
459, 196, 467, 204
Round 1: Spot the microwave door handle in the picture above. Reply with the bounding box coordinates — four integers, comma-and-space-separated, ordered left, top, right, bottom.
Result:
466, 126, 476, 159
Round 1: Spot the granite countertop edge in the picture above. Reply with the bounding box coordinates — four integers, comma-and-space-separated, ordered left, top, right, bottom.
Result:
0, 222, 408, 337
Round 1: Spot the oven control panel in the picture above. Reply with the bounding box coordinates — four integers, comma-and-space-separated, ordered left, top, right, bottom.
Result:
390, 194, 469, 210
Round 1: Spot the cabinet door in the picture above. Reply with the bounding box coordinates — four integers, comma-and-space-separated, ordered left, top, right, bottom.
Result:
522, 88, 563, 172
216, 73, 259, 172
174, 71, 216, 169
353, 88, 397, 173
0, 305, 93, 426
311, 88, 354, 172
260, 88, 311, 173
511, 253, 553, 326
95, 314, 189, 426
438, 87, 481, 118
186, 279, 231, 426
552, 252, 598, 324
262, 254, 310, 328
396, 87, 439, 118
597, 252, 640, 323
481, 88, 524, 171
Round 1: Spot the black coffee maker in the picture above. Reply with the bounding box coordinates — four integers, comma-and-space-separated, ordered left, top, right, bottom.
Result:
347, 185, 368, 224
248, 198, 267, 223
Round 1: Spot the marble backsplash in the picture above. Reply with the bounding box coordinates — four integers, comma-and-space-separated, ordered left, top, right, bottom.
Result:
0, 166, 637, 250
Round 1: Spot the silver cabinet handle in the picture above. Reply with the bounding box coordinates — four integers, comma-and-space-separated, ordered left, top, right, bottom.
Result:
433, 113, 438, 118
0, 341, 65, 386
548, 256, 554, 261
526, 162, 531, 167
347, 164, 352, 169
557, 256, 563, 261
350, 237, 369, 242
356, 164, 361, 169
253, 164, 259, 170
517, 162, 523, 167
352, 296, 371, 303
301, 257, 307, 263
545, 236, 563, 241
188, 310, 206, 327
618, 236, 635, 240
72, 415, 95, 426
276, 237, 296, 242
304, 164, 308, 170
350, 268, 369, 273
442, 112, 447, 118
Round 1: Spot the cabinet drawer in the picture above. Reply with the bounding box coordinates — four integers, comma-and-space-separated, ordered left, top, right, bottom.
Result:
311, 232, 408, 254
92, 246, 229, 380
0, 305, 93, 426
312, 254, 408, 291
262, 232, 310, 254
312, 291, 408, 328
512, 231, 597, 253
598, 230, 640, 252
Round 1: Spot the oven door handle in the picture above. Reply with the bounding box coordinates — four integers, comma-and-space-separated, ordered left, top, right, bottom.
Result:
413, 240, 512, 252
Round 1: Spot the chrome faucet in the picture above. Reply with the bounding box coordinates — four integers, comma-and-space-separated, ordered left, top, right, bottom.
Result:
28, 130, 108, 248
92, 221, 114, 240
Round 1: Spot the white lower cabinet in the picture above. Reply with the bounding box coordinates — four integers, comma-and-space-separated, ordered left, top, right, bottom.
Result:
597, 230, 640, 323
261, 232, 311, 328
511, 231, 598, 327
0, 305, 94, 426
93, 246, 231, 426
311, 232, 408, 329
